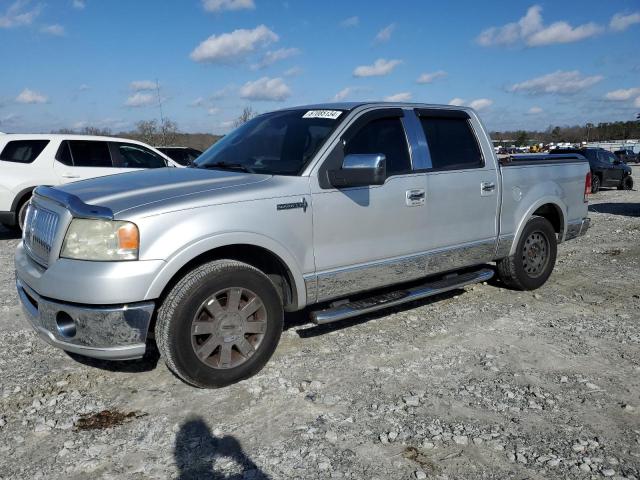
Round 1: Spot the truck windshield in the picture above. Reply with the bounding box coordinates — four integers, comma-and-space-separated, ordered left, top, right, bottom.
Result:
194, 109, 345, 175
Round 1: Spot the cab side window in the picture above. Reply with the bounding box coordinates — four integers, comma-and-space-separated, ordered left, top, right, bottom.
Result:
113, 143, 167, 168
419, 116, 483, 170
68, 141, 113, 167
344, 117, 411, 176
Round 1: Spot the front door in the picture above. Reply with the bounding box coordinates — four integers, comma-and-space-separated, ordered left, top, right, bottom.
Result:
310, 110, 429, 302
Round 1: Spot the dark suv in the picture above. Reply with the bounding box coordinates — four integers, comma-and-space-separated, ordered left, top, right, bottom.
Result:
552, 148, 633, 193
614, 148, 638, 164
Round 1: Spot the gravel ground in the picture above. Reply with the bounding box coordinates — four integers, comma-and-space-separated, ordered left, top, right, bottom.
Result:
0, 171, 639, 480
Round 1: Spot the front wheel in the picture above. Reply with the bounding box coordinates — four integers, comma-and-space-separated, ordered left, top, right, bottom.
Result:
618, 176, 633, 190
156, 260, 283, 388
496, 216, 557, 290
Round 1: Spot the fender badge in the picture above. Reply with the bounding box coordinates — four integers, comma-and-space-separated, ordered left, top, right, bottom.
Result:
277, 198, 308, 212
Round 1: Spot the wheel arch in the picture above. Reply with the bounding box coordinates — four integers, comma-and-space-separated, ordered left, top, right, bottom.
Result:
509, 199, 566, 256
146, 234, 307, 312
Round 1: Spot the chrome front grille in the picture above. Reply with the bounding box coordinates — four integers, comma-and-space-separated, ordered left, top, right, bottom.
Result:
23, 204, 59, 267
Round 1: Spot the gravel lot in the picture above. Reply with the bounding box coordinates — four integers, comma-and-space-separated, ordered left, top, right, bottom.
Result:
0, 171, 639, 480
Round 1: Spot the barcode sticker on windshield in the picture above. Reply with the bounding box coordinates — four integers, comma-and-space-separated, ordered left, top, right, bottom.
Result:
302, 110, 342, 120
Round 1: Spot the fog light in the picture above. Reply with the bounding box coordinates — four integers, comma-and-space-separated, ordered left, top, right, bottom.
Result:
56, 311, 76, 338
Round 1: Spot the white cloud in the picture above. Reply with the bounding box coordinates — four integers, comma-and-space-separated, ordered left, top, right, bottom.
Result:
0, 0, 42, 28
124, 92, 156, 107
72, 0, 85, 9
604, 87, 640, 101
476, 5, 602, 47
340, 16, 359, 28
635, 97, 640, 108
353, 58, 402, 77
189, 97, 205, 107
190, 25, 278, 63
130, 80, 157, 91
252, 47, 300, 69
527, 22, 602, 46
416, 70, 447, 84
283, 66, 303, 77
332, 87, 356, 101
448, 98, 465, 106
509, 70, 603, 95
201, 0, 255, 12
610, 12, 640, 32
469, 98, 493, 111
239, 77, 291, 101
384, 92, 412, 102
41, 24, 65, 36
528, 106, 543, 114
375, 23, 395, 43
16, 88, 47, 104
207, 107, 220, 116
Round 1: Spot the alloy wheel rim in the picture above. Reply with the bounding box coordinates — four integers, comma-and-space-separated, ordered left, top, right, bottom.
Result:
521, 231, 550, 278
190, 287, 267, 369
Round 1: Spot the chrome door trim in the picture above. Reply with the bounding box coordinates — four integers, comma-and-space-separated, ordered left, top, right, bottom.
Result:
311, 238, 496, 303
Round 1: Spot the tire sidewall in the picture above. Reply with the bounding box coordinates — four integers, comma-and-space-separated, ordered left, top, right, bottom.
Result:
513, 217, 557, 290
17, 199, 30, 231
591, 175, 600, 193
623, 176, 633, 190
168, 266, 283, 388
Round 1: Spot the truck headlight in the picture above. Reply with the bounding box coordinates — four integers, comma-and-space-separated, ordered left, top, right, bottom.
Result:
61, 219, 139, 261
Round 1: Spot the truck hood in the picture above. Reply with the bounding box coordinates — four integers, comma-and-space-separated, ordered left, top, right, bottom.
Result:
59, 167, 272, 215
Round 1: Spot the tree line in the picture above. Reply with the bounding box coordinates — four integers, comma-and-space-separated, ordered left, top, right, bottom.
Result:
491, 120, 640, 146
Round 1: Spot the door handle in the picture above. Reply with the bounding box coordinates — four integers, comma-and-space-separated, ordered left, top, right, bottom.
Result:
406, 189, 426, 206
62, 174, 81, 179
481, 182, 496, 196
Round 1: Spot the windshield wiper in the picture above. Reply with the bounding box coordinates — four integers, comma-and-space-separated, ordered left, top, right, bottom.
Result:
198, 161, 255, 173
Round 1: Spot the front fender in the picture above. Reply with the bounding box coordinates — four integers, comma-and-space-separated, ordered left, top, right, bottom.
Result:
144, 231, 308, 309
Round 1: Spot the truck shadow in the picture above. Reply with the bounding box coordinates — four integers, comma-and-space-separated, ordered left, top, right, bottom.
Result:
589, 202, 639, 218
174, 417, 269, 479
65, 341, 160, 372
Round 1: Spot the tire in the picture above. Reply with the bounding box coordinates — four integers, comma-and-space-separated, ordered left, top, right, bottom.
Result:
17, 197, 31, 232
618, 176, 633, 191
156, 259, 283, 388
496, 216, 557, 291
591, 174, 600, 194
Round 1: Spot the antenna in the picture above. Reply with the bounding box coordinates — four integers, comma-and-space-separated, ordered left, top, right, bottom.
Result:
156, 78, 165, 145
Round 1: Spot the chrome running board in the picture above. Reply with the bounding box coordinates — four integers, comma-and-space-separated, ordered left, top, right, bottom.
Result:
310, 268, 494, 325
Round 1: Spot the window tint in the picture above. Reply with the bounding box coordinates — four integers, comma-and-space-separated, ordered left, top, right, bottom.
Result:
115, 143, 166, 168
344, 117, 411, 176
419, 117, 482, 170
69, 141, 112, 167
0, 140, 49, 163
56, 141, 73, 166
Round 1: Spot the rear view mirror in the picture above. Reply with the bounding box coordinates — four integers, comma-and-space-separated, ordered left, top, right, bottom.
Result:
328, 154, 386, 188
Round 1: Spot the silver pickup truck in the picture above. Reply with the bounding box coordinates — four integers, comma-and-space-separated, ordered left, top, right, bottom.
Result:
15, 102, 591, 388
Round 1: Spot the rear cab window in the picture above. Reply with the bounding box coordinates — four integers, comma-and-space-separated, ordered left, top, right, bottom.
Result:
0, 140, 49, 163
111, 143, 167, 169
416, 110, 483, 171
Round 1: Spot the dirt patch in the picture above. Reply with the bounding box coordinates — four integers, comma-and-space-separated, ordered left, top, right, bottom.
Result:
74, 409, 146, 431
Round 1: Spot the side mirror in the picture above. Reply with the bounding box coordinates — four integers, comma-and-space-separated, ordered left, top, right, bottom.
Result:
328, 154, 386, 188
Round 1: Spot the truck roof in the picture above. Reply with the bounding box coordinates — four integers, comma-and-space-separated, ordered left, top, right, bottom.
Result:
279, 102, 476, 114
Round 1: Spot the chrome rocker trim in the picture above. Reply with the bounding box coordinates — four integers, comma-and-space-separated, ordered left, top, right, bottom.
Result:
17, 278, 153, 360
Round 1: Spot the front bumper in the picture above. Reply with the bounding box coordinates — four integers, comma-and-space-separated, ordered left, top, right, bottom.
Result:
16, 278, 154, 360
565, 217, 591, 241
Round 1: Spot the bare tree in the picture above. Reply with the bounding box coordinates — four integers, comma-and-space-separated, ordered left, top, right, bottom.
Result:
233, 106, 258, 128
132, 118, 179, 146
134, 120, 158, 145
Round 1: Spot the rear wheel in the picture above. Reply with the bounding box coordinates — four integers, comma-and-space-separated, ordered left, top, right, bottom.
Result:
591, 174, 601, 194
497, 216, 557, 290
156, 259, 283, 388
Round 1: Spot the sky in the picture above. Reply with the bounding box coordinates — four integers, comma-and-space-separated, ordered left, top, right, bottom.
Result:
1, 0, 639, 134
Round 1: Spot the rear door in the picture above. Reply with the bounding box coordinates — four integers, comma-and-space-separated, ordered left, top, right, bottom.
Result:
109, 142, 168, 170
414, 109, 499, 268
54, 140, 117, 183
597, 150, 622, 185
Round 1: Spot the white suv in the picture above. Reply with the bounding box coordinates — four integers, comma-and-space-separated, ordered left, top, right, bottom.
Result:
0, 134, 180, 231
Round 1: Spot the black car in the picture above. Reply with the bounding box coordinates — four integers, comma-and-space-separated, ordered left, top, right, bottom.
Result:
552, 148, 633, 193
614, 148, 638, 164
156, 146, 203, 166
